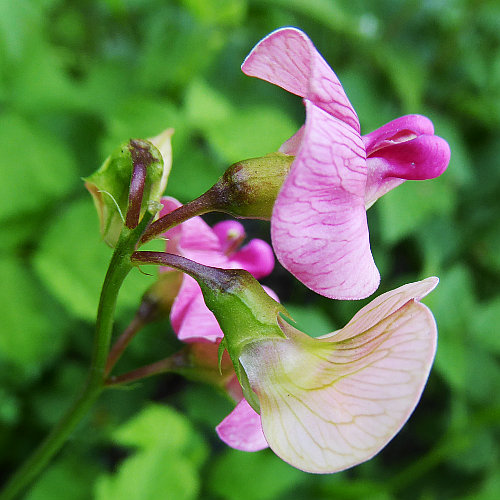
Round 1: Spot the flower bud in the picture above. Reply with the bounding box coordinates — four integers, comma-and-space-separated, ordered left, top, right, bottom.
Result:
209, 152, 294, 219
85, 129, 173, 246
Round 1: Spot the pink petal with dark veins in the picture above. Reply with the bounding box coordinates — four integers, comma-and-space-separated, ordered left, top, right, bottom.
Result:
242, 27, 359, 132
271, 100, 379, 300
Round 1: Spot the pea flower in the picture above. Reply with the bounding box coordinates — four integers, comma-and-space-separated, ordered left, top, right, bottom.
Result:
160, 196, 274, 450
193, 266, 438, 473
242, 28, 450, 300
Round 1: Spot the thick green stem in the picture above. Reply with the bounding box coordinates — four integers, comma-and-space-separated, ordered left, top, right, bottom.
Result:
0, 215, 153, 500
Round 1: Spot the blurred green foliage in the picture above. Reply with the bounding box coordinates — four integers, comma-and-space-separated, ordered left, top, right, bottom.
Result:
1, 0, 500, 499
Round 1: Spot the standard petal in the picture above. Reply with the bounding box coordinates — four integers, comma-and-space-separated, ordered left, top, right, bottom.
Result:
216, 398, 269, 452
242, 27, 359, 132
322, 277, 439, 341
271, 101, 379, 300
240, 280, 438, 473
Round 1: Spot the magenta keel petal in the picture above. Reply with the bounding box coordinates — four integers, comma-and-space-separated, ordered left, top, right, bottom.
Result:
368, 135, 451, 181
362, 114, 435, 154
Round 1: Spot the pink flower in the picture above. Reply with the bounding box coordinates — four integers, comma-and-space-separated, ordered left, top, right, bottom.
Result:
160, 196, 274, 451
242, 27, 450, 300
234, 277, 439, 472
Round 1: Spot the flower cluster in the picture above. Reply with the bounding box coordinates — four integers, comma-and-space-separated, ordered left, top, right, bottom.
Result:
151, 27, 449, 473
105, 27, 450, 474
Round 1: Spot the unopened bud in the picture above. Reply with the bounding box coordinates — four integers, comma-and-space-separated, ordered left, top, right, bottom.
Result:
209, 152, 294, 219
85, 129, 173, 247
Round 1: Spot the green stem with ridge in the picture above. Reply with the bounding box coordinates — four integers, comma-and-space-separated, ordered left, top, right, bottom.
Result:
0, 213, 154, 500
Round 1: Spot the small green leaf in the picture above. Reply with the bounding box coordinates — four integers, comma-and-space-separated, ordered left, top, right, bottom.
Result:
425, 266, 475, 392
113, 405, 192, 451
96, 404, 207, 500
207, 105, 298, 163
180, 0, 247, 26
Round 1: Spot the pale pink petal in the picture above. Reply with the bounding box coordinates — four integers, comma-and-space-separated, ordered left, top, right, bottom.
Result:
322, 277, 439, 341
216, 398, 269, 452
159, 197, 183, 255
240, 278, 438, 473
271, 100, 379, 300
170, 277, 200, 336
242, 27, 359, 132
230, 239, 275, 279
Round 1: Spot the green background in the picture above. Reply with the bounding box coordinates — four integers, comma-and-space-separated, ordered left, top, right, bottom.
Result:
1, 0, 499, 498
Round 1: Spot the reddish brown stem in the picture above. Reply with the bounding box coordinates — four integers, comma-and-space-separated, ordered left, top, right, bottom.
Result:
140, 189, 218, 243
105, 350, 189, 387
105, 315, 144, 377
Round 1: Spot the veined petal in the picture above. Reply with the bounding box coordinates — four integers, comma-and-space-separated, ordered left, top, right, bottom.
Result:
271, 100, 379, 300
242, 27, 359, 132
325, 277, 439, 342
216, 398, 269, 452
240, 279, 438, 473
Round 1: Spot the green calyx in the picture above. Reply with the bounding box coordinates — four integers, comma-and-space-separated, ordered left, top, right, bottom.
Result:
195, 267, 289, 412
210, 152, 295, 219
85, 138, 167, 247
